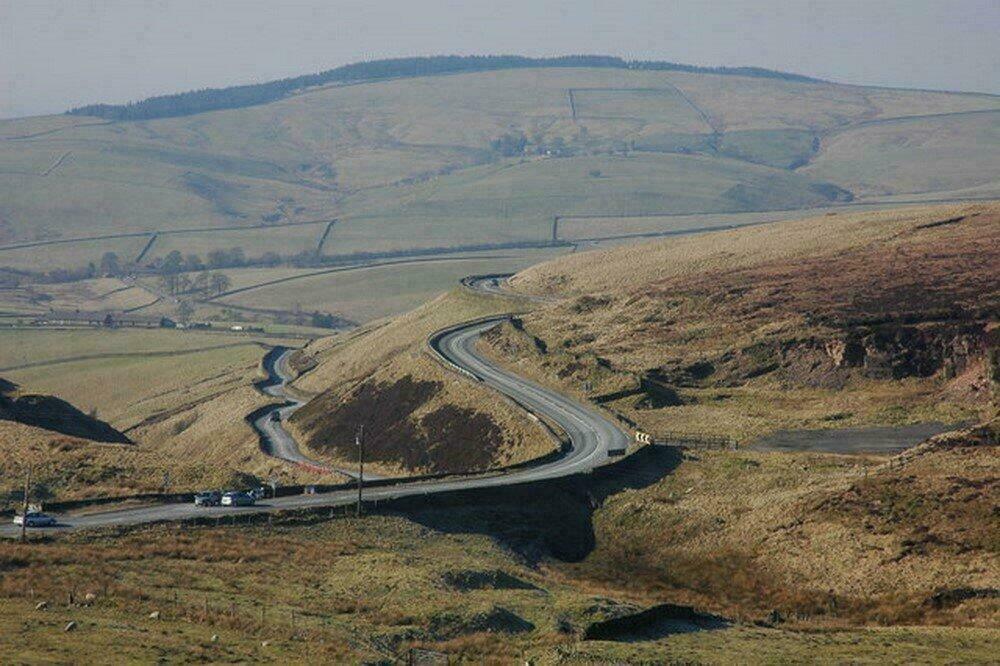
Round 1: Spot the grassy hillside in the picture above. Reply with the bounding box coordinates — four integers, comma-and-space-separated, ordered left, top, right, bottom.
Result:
564, 418, 999, 635
498, 203, 998, 442
1, 67, 997, 270
803, 110, 1000, 196
3, 509, 995, 663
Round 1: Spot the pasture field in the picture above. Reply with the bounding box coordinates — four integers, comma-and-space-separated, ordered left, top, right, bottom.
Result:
334, 151, 853, 257
0, 327, 299, 426
0, 234, 150, 271
663, 70, 1000, 131
3, 343, 266, 428
217, 249, 566, 323
0, 327, 262, 369
116, 248, 563, 327
570, 86, 709, 130
0, 140, 331, 242
0, 277, 155, 315
804, 110, 1000, 196
143, 222, 329, 264
189, 266, 329, 293
716, 128, 817, 168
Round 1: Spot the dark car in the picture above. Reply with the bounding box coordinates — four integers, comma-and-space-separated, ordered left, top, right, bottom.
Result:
221, 491, 255, 507
13, 512, 57, 527
194, 491, 222, 507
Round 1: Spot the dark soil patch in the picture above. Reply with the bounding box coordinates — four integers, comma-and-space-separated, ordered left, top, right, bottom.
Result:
429, 606, 534, 639
292, 376, 505, 473
441, 569, 540, 592
418, 406, 505, 471
583, 603, 729, 641
925, 587, 999, 609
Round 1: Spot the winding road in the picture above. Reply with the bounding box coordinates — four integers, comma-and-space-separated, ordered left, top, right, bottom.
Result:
254, 347, 377, 480
1, 278, 630, 536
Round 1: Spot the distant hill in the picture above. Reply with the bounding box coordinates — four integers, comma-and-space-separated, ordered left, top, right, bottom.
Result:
0, 62, 997, 279
66, 55, 824, 121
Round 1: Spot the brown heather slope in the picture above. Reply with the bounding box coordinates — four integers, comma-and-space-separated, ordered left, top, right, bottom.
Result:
287, 288, 555, 476
558, 418, 998, 629
2, 513, 996, 663
497, 203, 999, 441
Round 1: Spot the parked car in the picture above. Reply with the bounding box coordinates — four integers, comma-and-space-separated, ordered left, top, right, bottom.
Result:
250, 486, 267, 501
12, 512, 57, 527
221, 491, 255, 507
194, 491, 222, 507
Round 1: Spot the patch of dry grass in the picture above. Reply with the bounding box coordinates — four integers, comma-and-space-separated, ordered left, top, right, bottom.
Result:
555, 422, 998, 628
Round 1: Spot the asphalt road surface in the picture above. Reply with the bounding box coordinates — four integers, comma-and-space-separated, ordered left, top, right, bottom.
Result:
2, 283, 630, 536
254, 347, 374, 480
461, 273, 551, 303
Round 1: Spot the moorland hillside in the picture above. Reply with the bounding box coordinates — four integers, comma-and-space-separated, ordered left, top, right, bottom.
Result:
495, 203, 998, 441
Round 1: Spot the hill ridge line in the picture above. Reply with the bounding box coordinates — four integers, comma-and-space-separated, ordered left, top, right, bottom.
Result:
64, 54, 827, 122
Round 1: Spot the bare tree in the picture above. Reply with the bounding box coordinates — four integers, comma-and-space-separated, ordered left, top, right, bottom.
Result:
209, 272, 231, 295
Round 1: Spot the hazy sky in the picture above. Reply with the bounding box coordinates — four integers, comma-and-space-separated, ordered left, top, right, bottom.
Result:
2, 0, 998, 118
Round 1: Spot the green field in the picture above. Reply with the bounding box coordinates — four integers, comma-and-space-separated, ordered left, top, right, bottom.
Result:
0, 277, 154, 314
0, 327, 296, 426
0, 235, 151, 271
217, 249, 566, 322
803, 110, 1000, 196
0, 327, 261, 369
332, 151, 855, 254
144, 222, 328, 264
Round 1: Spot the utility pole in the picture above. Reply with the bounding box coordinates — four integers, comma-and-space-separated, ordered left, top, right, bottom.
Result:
21, 465, 31, 543
356, 424, 364, 517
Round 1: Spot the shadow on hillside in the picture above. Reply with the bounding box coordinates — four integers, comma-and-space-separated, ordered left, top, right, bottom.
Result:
385, 445, 683, 563
0, 378, 131, 444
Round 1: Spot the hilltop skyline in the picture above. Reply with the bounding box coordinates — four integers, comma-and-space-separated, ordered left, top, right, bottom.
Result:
2, 0, 999, 119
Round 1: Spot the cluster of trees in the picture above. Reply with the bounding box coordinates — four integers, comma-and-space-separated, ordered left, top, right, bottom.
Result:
148, 247, 247, 274
310, 312, 341, 328
159, 269, 231, 297
490, 132, 529, 157
151, 249, 231, 296
68, 55, 822, 121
